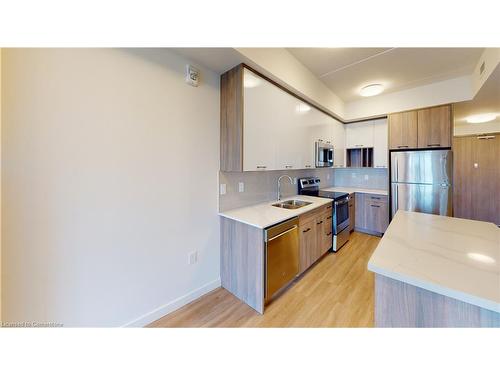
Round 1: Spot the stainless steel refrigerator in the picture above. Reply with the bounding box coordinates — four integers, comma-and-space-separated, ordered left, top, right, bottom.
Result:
391, 149, 453, 218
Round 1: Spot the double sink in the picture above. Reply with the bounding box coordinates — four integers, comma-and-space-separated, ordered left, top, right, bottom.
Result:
272, 199, 312, 210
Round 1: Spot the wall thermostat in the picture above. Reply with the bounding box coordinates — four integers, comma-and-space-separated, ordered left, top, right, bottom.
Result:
185, 65, 200, 87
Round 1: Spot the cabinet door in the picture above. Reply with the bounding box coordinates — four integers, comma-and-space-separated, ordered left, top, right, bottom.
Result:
276, 96, 303, 170
373, 118, 388, 168
354, 193, 366, 230
417, 105, 451, 148
243, 69, 277, 171
388, 111, 418, 149
322, 211, 333, 252
332, 118, 346, 168
365, 196, 389, 233
299, 221, 316, 273
348, 194, 355, 232
315, 216, 326, 261
346, 121, 374, 148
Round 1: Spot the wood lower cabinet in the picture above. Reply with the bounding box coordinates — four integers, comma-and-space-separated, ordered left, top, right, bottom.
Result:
298, 204, 332, 273
453, 134, 500, 225
417, 105, 451, 148
354, 193, 389, 236
388, 111, 418, 150
348, 193, 355, 232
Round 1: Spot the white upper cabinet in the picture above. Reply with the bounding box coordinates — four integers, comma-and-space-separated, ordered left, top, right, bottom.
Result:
346, 121, 374, 148
331, 118, 345, 168
373, 118, 388, 168
243, 70, 277, 171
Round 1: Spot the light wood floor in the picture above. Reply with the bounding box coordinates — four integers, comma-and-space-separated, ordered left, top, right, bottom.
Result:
148, 231, 380, 328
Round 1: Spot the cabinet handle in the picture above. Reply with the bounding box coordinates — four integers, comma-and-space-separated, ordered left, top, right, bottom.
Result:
370, 204, 380, 208
477, 135, 495, 140
355, 144, 363, 147
326, 232, 332, 236
427, 143, 440, 147
371, 196, 381, 200
397, 145, 409, 148
326, 216, 332, 220
375, 165, 386, 168
305, 165, 312, 168
285, 165, 293, 169
317, 220, 323, 225
256, 166, 267, 169
302, 228, 311, 233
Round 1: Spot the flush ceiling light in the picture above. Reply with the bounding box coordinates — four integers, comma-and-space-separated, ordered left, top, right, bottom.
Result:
360, 84, 384, 97
296, 103, 311, 113
243, 75, 261, 88
467, 252, 496, 264
466, 113, 497, 124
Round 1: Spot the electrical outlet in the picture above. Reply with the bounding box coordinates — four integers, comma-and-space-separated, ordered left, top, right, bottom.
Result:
220, 183, 226, 195
364, 174, 369, 180
351, 172, 356, 178
238, 182, 244, 193
327, 173, 331, 180
293, 177, 297, 185
188, 251, 198, 265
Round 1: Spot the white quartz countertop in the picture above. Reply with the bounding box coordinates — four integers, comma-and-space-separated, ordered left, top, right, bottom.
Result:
218, 195, 332, 229
368, 211, 500, 313
322, 186, 388, 196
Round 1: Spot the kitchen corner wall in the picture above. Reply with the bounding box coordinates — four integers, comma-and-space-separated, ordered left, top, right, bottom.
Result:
219, 169, 333, 212
333, 168, 388, 190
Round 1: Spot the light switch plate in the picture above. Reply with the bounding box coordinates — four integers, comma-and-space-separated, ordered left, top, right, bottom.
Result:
220, 183, 226, 195
238, 182, 244, 193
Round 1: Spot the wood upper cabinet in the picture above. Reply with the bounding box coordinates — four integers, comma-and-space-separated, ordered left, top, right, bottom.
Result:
417, 105, 451, 148
388, 105, 452, 150
388, 111, 418, 149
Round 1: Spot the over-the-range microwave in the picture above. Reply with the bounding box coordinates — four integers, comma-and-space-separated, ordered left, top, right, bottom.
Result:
315, 141, 333, 167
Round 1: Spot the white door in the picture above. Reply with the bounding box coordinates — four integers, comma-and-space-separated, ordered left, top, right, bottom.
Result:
373, 118, 388, 168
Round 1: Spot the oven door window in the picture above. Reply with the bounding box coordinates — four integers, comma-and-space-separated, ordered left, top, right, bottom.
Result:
336, 202, 349, 226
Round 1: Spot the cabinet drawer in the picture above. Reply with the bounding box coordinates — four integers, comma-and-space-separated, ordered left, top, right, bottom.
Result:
366, 194, 387, 204
299, 204, 329, 225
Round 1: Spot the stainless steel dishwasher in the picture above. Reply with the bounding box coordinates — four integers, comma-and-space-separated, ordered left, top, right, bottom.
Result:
264, 217, 299, 303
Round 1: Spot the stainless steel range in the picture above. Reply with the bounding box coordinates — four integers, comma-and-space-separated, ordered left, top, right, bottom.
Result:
298, 178, 350, 252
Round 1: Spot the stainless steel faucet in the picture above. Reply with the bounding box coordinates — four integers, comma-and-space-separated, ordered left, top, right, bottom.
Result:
277, 175, 293, 201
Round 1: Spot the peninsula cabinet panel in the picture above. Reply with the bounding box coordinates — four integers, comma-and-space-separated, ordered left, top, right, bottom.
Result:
388, 111, 418, 150
417, 105, 451, 148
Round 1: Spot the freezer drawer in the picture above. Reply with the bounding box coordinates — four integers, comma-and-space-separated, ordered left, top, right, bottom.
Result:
391, 183, 452, 218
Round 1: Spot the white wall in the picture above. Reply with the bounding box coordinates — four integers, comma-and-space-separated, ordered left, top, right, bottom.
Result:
235, 48, 346, 119
454, 121, 500, 136
346, 75, 473, 120
1, 48, 220, 327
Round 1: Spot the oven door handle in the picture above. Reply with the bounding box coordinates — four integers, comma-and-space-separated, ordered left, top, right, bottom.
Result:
335, 198, 349, 206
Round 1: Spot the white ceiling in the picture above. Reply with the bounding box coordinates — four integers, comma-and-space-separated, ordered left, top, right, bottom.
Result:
287, 48, 484, 102
453, 64, 500, 127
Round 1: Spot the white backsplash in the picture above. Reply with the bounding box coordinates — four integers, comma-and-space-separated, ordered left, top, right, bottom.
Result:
219, 168, 388, 212
219, 169, 333, 212
333, 168, 388, 190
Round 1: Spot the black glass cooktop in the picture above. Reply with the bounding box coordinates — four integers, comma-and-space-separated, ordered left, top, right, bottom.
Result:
300, 189, 348, 201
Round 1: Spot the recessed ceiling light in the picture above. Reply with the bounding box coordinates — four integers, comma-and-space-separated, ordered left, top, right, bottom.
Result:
467, 252, 496, 264
360, 84, 384, 97
243, 74, 261, 88
466, 113, 497, 124
296, 103, 311, 113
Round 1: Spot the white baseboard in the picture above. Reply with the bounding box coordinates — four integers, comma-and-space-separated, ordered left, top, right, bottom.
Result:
123, 278, 221, 327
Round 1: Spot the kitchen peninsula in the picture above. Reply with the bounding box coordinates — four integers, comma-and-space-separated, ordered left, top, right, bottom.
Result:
368, 211, 500, 327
